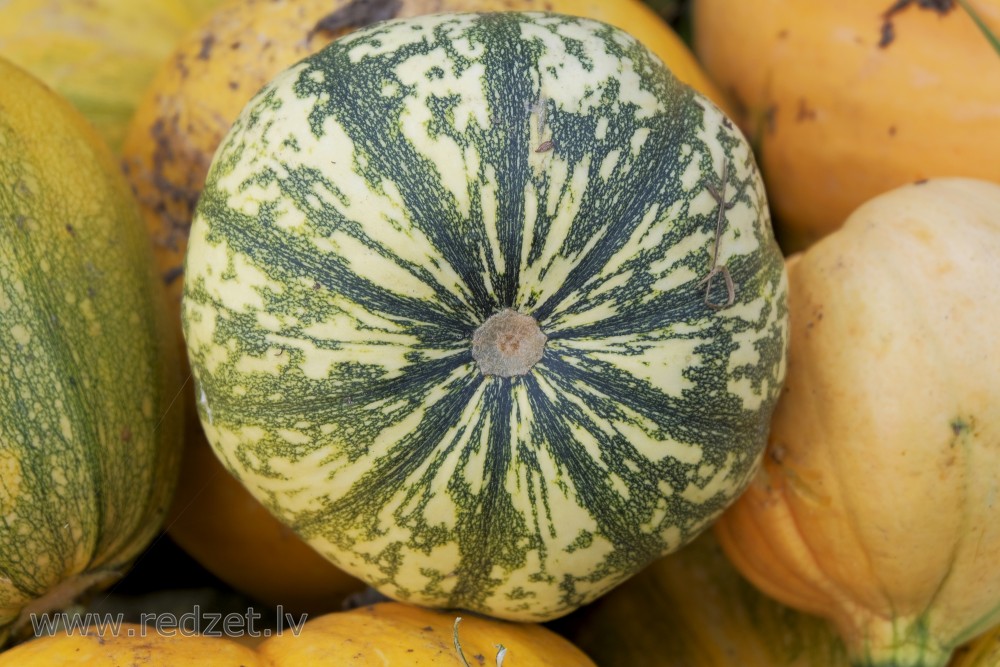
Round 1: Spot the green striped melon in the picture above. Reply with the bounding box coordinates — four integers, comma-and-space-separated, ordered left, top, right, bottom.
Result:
0, 57, 183, 642
182, 11, 788, 621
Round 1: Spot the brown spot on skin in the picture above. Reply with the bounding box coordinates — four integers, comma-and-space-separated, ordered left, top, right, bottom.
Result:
198, 33, 216, 60
173, 52, 189, 79
796, 98, 816, 122
120, 426, 132, 443
764, 105, 777, 134
879, 0, 955, 48
311, 0, 403, 40
228, 81, 239, 90
777, 29, 789, 39
535, 139, 554, 152
65, 224, 75, 236
915, 178, 929, 184
888, 125, 897, 136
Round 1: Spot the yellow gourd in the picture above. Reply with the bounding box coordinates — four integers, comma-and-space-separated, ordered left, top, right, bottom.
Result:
690, 0, 1000, 252
0, 602, 597, 666
0, 0, 207, 153
716, 178, 1000, 666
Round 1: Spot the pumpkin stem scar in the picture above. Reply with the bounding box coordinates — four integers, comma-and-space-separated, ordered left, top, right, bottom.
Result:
472, 309, 547, 377
700, 160, 737, 310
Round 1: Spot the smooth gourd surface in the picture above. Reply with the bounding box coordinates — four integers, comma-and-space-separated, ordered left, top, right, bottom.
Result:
183, 12, 787, 620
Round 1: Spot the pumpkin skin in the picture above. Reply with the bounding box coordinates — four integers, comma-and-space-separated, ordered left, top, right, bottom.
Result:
121, 0, 736, 613
567, 531, 849, 667
715, 178, 1000, 666
0, 0, 206, 153
164, 418, 365, 614
257, 601, 597, 665
0, 59, 182, 643
122, 0, 733, 353
0, 602, 595, 666
182, 12, 788, 621
690, 0, 1000, 252
0, 624, 264, 667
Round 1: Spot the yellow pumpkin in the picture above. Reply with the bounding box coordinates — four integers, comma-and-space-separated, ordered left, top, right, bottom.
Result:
120, 0, 734, 613
257, 601, 597, 665
0, 0, 206, 153
0, 602, 596, 666
0, 624, 263, 667
690, 0, 1000, 252
715, 178, 1000, 667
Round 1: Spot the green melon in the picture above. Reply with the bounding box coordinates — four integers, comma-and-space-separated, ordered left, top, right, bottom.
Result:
182, 11, 788, 621
0, 58, 183, 642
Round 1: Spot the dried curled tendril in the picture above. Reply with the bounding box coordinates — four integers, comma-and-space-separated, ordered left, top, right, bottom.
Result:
699, 160, 737, 310
454, 617, 508, 667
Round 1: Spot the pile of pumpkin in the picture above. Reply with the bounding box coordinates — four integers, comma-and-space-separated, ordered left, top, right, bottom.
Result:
1, 0, 999, 665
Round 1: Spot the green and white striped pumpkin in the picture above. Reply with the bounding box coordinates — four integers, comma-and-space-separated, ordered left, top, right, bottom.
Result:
182, 11, 788, 621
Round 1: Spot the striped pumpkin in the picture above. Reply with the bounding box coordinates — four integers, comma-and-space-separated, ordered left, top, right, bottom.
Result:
182, 12, 788, 621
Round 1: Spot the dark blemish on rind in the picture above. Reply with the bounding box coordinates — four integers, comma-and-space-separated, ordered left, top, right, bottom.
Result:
951, 416, 970, 436
888, 125, 898, 136
535, 140, 554, 153
228, 81, 240, 91
777, 29, 790, 39
879, 0, 955, 48
764, 105, 777, 135
914, 178, 929, 185
197, 33, 216, 61
65, 224, 75, 236
796, 99, 816, 122
879, 20, 896, 47
311, 0, 403, 40
163, 265, 184, 286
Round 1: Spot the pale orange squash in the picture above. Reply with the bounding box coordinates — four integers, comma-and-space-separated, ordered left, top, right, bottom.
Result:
716, 178, 1000, 667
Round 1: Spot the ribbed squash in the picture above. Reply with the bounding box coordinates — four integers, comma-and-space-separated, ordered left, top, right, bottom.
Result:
690, 0, 1000, 252
182, 12, 787, 621
567, 531, 849, 666
0, 58, 182, 644
716, 178, 1000, 667
120, 0, 736, 612
0, 0, 207, 153
0, 602, 596, 666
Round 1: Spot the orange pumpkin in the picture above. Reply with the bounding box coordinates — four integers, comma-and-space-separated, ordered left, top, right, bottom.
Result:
691, 0, 1000, 252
